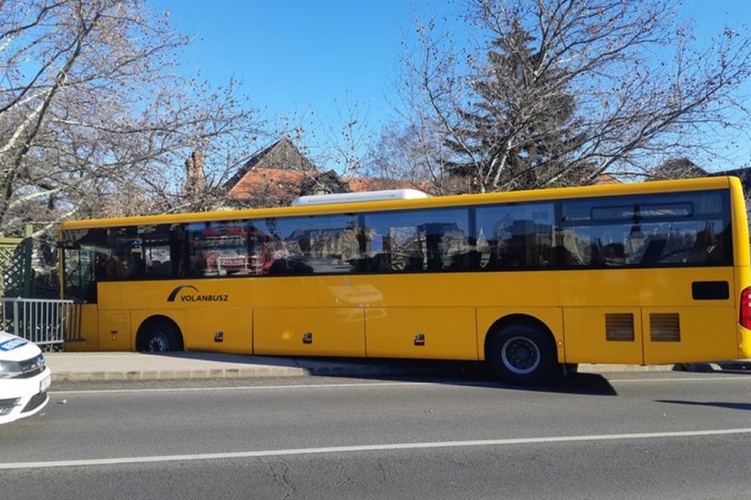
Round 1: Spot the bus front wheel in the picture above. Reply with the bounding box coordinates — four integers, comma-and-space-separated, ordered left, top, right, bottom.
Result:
138, 320, 184, 353
485, 323, 557, 385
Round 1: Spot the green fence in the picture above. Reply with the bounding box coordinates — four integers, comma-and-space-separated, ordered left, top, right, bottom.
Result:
0, 226, 76, 349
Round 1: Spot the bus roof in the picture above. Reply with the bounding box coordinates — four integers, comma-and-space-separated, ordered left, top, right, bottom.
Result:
60, 176, 738, 230
291, 189, 429, 206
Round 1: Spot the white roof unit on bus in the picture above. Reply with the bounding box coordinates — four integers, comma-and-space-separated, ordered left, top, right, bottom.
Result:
291, 189, 430, 206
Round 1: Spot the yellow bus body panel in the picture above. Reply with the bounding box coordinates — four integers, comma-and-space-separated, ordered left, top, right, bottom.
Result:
740, 326, 751, 359
70, 303, 101, 351
729, 177, 751, 359
562, 307, 643, 364
365, 307, 477, 359
78, 263, 744, 365
254, 307, 365, 357
98, 310, 131, 351
642, 306, 736, 364
183, 308, 252, 354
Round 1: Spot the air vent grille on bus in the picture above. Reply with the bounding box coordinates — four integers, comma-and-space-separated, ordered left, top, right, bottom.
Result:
605, 313, 635, 341
650, 313, 681, 342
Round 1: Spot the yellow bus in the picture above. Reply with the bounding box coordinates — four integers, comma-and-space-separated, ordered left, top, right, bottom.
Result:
60, 176, 751, 384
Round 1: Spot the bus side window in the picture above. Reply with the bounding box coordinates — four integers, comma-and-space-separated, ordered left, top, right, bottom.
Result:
95, 253, 109, 281
130, 253, 146, 277
556, 229, 587, 267
476, 203, 554, 270
639, 236, 668, 265
424, 230, 441, 271
690, 221, 723, 263
602, 242, 626, 266
101, 253, 126, 280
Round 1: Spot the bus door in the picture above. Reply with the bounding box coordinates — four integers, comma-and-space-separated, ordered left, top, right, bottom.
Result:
98, 309, 132, 351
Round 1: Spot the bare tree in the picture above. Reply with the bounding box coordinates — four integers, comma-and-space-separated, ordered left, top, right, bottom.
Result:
325, 96, 375, 178
262, 102, 382, 203
364, 121, 464, 195
273, 97, 377, 180
0, 0, 261, 236
390, 0, 751, 192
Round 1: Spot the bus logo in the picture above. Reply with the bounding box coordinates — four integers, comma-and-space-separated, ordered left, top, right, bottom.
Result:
167, 284, 229, 303
167, 284, 199, 302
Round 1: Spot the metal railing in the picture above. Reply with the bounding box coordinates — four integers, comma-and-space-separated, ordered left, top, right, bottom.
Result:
0, 298, 82, 350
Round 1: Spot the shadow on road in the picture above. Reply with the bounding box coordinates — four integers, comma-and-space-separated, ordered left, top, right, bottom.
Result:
655, 400, 751, 411
673, 362, 751, 374
140, 352, 619, 395
313, 360, 619, 396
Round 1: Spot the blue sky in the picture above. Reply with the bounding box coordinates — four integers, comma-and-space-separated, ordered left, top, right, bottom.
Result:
150, 0, 751, 171
151, 0, 430, 156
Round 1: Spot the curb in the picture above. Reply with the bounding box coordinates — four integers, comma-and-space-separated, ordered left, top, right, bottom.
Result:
49, 361, 749, 383
51, 367, 311, 382
49, 363, 463, 382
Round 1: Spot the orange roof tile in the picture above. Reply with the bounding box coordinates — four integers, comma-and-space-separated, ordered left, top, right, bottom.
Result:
228, 168, 310, 201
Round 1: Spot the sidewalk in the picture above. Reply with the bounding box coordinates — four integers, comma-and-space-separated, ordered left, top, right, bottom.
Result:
44, 352, 389, 382
43, 351, 751, 382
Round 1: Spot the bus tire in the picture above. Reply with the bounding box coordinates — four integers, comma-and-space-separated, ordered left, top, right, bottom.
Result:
485, 322, 557, 385
138, 319, 184, 353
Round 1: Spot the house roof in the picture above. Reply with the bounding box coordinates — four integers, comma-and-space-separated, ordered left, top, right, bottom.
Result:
224, 136, 428, 204
224, 137, 316, 191
227, 168, 309, 202
224, 137, 634, 207
227, 168, 424, 203
651, 158, 708, 180
592, 173, 620, 185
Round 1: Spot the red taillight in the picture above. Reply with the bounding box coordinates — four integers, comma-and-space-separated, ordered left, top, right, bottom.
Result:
740, 287, 751, 329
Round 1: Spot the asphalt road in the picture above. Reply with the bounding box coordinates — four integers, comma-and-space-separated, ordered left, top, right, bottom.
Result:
2, 371, 751, 500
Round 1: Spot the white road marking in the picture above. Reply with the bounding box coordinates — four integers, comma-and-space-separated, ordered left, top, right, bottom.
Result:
606, 376, 750, 383
50, 381, 431, 395
3, 428, 751, 470
49, 375, 750, 395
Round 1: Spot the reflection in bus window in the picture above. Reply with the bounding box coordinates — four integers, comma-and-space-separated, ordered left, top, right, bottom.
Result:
187, 221, 262, 276
99, 226, 140, 280
260, 214, 359, 274
475, 203, 554, 269
558, 190, 730, 267
363, 208, 470, 272
139, 224, 178, 278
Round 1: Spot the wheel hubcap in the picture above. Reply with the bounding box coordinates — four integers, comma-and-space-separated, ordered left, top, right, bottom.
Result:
147, 333, 169, 353
501, 336, 540, 375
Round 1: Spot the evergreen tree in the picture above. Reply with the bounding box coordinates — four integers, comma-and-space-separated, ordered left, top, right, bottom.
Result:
444, 22, 591, 191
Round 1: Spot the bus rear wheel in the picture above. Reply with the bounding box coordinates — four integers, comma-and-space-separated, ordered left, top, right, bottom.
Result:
486, 322, 557, 385
138, 320, 183, 353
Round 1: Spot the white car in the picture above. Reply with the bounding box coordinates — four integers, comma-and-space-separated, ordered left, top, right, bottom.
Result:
0, 331, 51, 424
